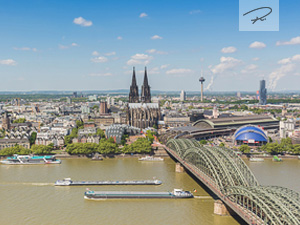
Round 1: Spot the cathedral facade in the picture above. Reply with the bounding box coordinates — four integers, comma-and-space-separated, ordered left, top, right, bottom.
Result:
126, 67, 160, 129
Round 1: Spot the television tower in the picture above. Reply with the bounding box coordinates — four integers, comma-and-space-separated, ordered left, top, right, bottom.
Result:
199, 71, 205, 102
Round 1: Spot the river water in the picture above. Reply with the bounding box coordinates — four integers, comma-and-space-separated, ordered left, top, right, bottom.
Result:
0, 157, 299, 225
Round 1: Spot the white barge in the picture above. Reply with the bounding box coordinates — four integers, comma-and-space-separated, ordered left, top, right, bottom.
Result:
55, 178, 162, 186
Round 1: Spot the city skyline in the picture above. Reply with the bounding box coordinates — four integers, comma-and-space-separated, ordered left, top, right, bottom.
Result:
0, 0, 300, 92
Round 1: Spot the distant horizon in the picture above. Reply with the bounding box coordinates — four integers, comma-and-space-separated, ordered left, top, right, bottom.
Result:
0, 89, 299, 95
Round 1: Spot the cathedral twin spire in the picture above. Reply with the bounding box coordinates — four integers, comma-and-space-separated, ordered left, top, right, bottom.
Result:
129, 67, 151, 103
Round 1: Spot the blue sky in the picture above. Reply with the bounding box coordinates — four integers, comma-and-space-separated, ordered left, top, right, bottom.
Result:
0, 0, 300, 92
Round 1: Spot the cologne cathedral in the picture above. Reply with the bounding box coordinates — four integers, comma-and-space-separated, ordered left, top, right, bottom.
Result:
126, 67, 161, 129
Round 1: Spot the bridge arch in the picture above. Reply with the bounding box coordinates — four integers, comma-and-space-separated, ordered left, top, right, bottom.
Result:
165, 138, 300, 225
224, 186, 300, 225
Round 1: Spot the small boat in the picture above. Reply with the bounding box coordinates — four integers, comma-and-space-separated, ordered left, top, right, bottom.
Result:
84, 189, 194, 200
273, 156, 282, 162
55, 178, 162, 186
249, 158, 264, 162
92, 153, 103, 161
138, 156, 164, 161
298, 156, 300, 160
0, 154, 61, 165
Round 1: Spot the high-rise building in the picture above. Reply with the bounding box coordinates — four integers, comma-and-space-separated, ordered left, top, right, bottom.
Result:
72, 92, 78, 98
259, 80, 267, 105
141, 67, 151, 103
129, 67, 139, 103
66, 97, 72, 104
180, 90, 186, 101
99, 101, 108, 114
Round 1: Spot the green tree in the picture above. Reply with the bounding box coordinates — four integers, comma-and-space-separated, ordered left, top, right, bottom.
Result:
76, 120, 84, 129
219, 143, 225, 147
31, 145, 53, 154
239, 145, 251, 154
268, 136, 273, 143
200, 140, 207, 145
146, 130, 155, 144
0, 145, 32, 156
29, 132, 37, 145
122, 138, 152, 154
13, 118, 26, 123
96, 129, 106, 138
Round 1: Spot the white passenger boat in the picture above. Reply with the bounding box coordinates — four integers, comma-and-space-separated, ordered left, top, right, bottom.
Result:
138, 156, 164, 161
0, 154, 61, 165
249, 158, 264, 162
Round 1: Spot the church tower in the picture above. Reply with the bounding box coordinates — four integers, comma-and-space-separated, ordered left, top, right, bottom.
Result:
129, 67, 139, 103
141, 67, 151, 103
2, 112, 10, 130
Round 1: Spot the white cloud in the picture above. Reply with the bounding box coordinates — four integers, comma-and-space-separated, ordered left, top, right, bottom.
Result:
73, 17, 93, 27
146, 49, 167, 55
252, 57, 260, 61
92, 51, 99, 56
166, 68, 193, 75
13, 47, 37, 52
206, 76, 214, 91
268, 54, 300, 90
91, 56, 108, 63
151, 35, 163, 40
139, 13, 148, 18
127, 53, 153, 65
221, 46, 237, 54
149, 67, 160, 74
241, 64, 258, 73
59, 43, 78, 50
278, 58, 292, 65
59, 45, 69, 49
117, 36, 123, 40
210, 56, 242, 74
276, 36, 300, 46
89, 73, 112, 77
132, 54, 152, 60
277, 54, 300, 64
189, 10, 201, 14
105, 52, 116, 56
249, 41, 266, 49
268, 64, 296, 91
160, 64, 170, 69
0, 59, 17, 66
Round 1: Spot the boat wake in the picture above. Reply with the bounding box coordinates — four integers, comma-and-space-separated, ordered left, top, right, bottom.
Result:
0, 182, 53, 186
193, 196, 213, 200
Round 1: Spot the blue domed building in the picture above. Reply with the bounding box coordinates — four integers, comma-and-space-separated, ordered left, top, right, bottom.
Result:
234, 125, 268, 146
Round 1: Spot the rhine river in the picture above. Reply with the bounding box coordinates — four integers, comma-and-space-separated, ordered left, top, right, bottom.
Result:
0, 157, 299, 225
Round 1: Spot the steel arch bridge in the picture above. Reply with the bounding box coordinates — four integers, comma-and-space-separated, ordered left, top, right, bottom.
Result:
166, 139, 300, 225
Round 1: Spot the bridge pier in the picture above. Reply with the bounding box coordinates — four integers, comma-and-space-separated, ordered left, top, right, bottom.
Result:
214, 200, 230, 216
175, 163, 185, 173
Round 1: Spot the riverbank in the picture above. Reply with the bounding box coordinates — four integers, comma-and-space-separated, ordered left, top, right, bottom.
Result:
241, 154, 300, 159
55, 151, 170, 159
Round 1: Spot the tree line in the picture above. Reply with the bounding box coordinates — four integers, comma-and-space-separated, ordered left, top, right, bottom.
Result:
237, 138, 300, 155
66, 137, 152, 155
0, 144, 53, 156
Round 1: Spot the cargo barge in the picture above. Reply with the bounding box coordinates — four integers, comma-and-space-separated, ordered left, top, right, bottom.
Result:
55, 178, 162, 186
84, 189, 194, 200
